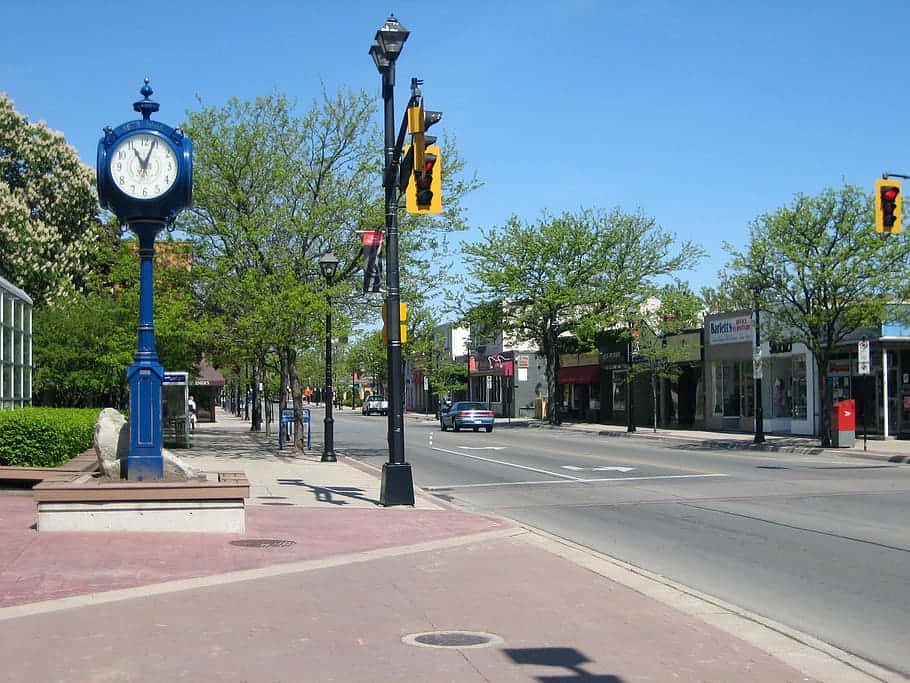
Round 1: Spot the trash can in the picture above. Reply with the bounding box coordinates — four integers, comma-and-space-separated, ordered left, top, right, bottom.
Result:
831, 399, 855, 447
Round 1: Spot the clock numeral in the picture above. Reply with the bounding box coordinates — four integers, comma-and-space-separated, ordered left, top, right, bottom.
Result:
117, 151, 126, 160
119, 175, 125, 184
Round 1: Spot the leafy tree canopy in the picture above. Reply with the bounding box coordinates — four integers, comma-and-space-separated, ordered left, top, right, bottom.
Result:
0, 94, 101, 305
461, 206, 704, 422
723, 183, 910, 444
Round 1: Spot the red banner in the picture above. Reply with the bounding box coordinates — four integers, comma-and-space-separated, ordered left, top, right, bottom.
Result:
362, 231, 384, 293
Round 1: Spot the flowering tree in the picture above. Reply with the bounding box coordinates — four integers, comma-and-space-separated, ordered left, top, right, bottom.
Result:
0, 94, 100, 305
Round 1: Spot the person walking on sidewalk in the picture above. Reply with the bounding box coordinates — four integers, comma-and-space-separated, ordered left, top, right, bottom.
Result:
188, 395, 197, 432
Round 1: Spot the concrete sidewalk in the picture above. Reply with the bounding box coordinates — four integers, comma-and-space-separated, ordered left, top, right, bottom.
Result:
0, 408, 901, 682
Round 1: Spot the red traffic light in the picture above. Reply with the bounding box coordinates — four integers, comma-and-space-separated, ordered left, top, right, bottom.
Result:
883, 187, 899, 201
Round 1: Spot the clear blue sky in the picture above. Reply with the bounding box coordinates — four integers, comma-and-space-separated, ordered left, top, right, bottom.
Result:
2, 1, 905, 293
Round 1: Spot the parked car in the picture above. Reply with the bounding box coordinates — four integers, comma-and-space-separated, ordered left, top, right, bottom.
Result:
362, 395, 388, 416
440, 401, 495, 432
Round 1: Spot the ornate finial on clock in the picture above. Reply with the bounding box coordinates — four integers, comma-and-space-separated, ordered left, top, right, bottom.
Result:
133, 77, 160, 120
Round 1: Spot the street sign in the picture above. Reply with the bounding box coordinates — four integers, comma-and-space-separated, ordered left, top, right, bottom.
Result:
423, 376, 429, 390
858, 339, 870, 375
753, 350, 763, 380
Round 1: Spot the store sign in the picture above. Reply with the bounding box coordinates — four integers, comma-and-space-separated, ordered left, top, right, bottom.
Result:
665, 331, 702, 362
708, 315, 753, 345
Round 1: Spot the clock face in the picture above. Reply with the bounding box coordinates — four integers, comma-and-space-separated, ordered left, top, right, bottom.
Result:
109, 133, 178, 199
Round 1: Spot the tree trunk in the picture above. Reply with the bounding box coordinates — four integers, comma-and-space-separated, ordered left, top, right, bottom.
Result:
250, 361, 262, 432
545, 330, 559, 425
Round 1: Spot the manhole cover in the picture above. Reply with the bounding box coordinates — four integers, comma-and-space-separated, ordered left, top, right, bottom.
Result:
402, 631, 503, 649
230, 539, 296, 548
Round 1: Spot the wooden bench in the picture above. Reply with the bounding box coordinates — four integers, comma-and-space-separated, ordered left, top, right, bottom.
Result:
0, 451, 98, 486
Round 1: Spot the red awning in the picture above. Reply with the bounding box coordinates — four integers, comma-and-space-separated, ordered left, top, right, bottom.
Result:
558, 364, 601, 384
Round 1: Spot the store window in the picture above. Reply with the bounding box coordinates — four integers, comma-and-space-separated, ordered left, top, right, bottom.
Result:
612, 371, 626, 411
712, 360, 752, 417
791, 354, 808, 420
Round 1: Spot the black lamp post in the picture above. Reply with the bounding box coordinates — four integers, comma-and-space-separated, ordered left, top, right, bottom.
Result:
371, 15, 415, 506
753, 288, 765, 444
319, 252, 340, 462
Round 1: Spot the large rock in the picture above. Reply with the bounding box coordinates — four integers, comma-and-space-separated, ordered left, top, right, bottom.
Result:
94, 408, 129, 478
93, 408, 202, 480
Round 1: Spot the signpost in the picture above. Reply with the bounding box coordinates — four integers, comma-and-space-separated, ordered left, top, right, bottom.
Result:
858, 339, 870, 450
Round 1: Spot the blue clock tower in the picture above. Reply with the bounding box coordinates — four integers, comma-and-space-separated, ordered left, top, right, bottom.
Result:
97, 80, 193, 480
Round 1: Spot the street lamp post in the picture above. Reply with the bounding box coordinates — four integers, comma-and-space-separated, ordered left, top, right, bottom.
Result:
753, 289, 765, 444
371, 15, 415, 506
319, 252, 340, 462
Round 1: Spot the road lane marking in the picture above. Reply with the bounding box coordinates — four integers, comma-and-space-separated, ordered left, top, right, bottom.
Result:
430, 445, 584, 481
428, 445, 729, 489
459, 446, 507, 451
562, 465, 635, 472
424, 473, 729, 491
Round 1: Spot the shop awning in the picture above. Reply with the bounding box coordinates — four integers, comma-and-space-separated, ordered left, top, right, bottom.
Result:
557, 364, 601, 384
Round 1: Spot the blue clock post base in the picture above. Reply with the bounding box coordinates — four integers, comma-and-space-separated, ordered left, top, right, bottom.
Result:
379, 462, 414, 506
126, 360, 164, 481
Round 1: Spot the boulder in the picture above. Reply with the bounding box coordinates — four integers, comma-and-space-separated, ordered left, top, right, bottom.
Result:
94, 408, 129, 478
93, 408, 203, 481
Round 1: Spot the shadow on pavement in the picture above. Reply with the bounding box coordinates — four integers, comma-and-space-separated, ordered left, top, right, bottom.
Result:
503, 646, 625, 682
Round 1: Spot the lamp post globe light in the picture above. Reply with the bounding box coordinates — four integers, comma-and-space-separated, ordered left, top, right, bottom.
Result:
319, 252, 340, 462
371, 15, 415, 506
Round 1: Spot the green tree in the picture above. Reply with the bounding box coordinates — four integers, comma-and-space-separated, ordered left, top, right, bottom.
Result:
32, 234, 203, 407
462, 207, 704, 423
181, 87, 476, 443
724, 184, 910, 446
0, 94, 101, 305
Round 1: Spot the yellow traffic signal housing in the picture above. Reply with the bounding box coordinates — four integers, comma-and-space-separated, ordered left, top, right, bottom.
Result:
875, 178, 902, 233
405, 145, 442, 214
381, 302, 408, 344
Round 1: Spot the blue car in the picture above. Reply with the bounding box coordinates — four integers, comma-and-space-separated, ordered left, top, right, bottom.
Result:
440, 401, 495, 432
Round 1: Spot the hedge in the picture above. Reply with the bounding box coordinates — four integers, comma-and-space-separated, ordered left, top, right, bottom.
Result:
0, 408, 101, 468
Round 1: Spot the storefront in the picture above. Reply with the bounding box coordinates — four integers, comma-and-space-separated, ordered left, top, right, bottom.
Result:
829, 317, 910, 439
467, 350, 547, 418
704, 311, 816, 435
558, 351, 601, 421
660, 329, 704, 428
598, 339, 628, 424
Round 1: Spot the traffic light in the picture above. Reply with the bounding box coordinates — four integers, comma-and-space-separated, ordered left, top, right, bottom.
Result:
381, 301, 408, 344
875, 178, 902, 233
406, 145, 442, 213
404, 102, 442, 213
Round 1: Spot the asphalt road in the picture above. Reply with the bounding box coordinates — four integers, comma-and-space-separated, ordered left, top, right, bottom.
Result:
331, 407, 910, 678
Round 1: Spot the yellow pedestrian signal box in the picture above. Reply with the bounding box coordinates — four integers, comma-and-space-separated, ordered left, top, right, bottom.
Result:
381, 301, 408, 344
405, 145, 442, 214
875, 178, 902, 233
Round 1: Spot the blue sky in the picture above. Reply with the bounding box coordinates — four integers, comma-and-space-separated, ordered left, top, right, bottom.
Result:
2, 1, 905, 293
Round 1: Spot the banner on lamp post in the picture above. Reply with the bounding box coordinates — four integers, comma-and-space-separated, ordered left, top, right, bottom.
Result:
362, 230, 384, 294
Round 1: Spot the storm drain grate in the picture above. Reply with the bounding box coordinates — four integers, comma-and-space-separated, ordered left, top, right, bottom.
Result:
230, 539, 296, 548
402, 631, 503, 649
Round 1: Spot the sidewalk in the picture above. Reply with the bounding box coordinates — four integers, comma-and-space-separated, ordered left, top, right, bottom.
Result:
0, 408, 901, 682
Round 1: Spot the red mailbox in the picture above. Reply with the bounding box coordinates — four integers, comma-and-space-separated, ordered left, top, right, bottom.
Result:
831, 399, 855, 447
